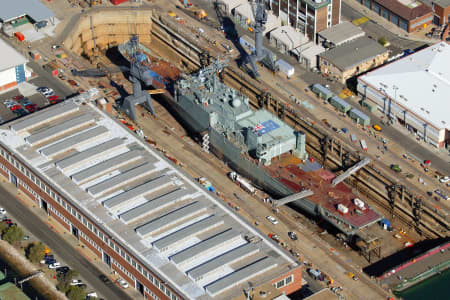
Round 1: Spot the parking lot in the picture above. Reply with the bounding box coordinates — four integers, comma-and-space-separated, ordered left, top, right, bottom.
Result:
0, 77, 67, 124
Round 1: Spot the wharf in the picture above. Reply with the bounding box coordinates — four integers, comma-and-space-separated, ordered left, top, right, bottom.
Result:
379, 242, 450, 291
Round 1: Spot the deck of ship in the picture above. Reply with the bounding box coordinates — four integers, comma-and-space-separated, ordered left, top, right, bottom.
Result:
265, 154, 381, 230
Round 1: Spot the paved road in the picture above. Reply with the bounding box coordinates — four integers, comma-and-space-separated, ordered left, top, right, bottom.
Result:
357, 102, 450, 175
341, 1, 426, 53
0, 185, 132, 300
27, 60, 74, 98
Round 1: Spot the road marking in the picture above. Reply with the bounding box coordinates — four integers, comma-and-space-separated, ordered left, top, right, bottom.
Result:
353, 16, 370, 26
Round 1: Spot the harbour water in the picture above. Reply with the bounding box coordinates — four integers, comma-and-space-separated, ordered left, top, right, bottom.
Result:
395, 268, 450, 300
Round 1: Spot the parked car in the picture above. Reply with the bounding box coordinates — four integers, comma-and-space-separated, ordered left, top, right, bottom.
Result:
99, 274, 112, 285
439, 176, 449, 183
288, 231, 298, 240
56, 266, 70, 275
68, 79, 79, 87
36, 86, 50, 92
87, 292, 98, 298
48, 95, 59, 103
48, 262, 61, 269
70, 279, 83, 286
10, 104, 22, 111
373, 124, 382, 131
12, 95, 24, 101
117, 278, 129, 289
41, 258, 56, 265
266, 216, 278, 225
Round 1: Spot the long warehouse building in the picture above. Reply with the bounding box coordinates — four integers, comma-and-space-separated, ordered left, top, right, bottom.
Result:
0, 95, 301, 300
357, 42, 450, 148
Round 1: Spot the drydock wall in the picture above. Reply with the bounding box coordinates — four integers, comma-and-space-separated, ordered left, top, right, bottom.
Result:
63, 9, 152, 56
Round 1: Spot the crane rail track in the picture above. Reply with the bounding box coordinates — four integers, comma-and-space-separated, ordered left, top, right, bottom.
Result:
150, 18, 448, 238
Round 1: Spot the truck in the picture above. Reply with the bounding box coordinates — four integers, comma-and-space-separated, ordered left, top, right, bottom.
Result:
360, 139, 368, 151
228, 172, 256, 194
391, 164, 402, 173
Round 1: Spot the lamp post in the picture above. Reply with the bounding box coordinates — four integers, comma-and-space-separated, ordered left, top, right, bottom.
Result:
379, 82, 389, 116
391, 85, 398, 122
399, 95, 408, 128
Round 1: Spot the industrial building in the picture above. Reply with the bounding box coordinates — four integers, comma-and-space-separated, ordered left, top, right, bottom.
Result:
0, 39, 31, 92
0, 94, 302, 300
431, 0, 450, 25
354, 0, 432, 32
317, 21, 365, 47
269, 26, 308, 53
0, 0, 55, 28
358, 42, 450, 148
318, 37, 389, 83
268, 0, 341, 43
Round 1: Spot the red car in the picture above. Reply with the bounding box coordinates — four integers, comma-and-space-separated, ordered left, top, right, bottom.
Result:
13, 95, 24, 101
26, 104, 37, 112
10, 104, 22, 111
48, 95, 59, 102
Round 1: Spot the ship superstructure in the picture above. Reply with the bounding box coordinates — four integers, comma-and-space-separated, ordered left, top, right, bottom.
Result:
175, 60, 308, 165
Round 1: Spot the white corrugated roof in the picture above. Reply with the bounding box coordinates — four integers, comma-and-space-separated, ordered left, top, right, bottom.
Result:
318, 21, 365, 46
0, 96, 297, 299
359, 42, 450, 130
0, 0, 55, 23
270, 26, 308, 50
0, 39, 27, 71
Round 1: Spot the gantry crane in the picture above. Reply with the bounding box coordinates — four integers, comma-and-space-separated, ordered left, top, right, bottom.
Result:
72, 36, 165, 121
242, 1, 277, 78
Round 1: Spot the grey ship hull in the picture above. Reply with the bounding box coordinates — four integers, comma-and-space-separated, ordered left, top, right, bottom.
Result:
172, 92, 292, 198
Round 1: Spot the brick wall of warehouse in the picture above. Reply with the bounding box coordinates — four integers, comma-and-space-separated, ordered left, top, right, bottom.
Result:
0, 145, 181, 300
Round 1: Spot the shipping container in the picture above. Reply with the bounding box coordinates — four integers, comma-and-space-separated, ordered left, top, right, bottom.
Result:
276, 59, 295, 78
337, 204, 349, 214
312, 84, 333, 100
349, 108, 370, 126
110, 0, 129, 5
353, 198, 366, 210
14, 32, 25, 42
360, 100, 377, 112
360, 139, 368, 151
30, 50, 41, 61
329, 95, 352, 113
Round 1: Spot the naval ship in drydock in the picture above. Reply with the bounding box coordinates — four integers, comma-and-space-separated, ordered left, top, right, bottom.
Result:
118, 39, 382, 237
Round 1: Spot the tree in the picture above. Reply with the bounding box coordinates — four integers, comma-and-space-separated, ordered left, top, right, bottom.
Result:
27, 242, 47, 263
378, 37, 387, 46
66, 286, 86, 300
57, 270, 79, 293
2, 225, 24, 244
0, 222, 8, 234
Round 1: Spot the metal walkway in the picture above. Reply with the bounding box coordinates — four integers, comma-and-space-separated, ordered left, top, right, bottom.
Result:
332, 157, 371, 186
274, 189, 314, 207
